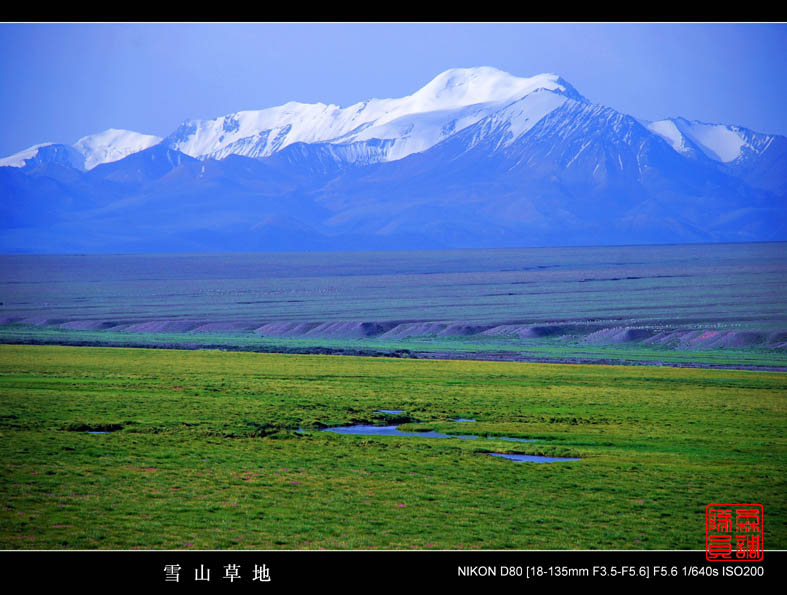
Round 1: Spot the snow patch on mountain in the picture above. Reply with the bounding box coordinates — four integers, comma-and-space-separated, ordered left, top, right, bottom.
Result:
495, 90, 570, 147
669, 118, 750, 163
646, 119, 690, 154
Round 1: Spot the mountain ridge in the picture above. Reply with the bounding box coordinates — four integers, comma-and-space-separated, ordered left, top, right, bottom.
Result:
1, 66, 785, 253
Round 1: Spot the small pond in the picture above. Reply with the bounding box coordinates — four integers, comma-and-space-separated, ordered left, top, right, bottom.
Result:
322, 425, 477, 439
488, 453, 581, 463
318, 424, 582, 463
320, 424, 538, 443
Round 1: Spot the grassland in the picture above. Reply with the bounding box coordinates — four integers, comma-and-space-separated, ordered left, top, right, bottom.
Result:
1, 343, 784, 550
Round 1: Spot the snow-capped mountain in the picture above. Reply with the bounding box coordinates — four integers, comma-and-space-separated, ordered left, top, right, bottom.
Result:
73, 129, 163, 170
1, 66, 785, 253
0, 143, 85, 170
645, 117, 776, 163
0, 129, 161, 171
165, 68, 584, 164
642, 117, 787, 196
0, 67, 775, 174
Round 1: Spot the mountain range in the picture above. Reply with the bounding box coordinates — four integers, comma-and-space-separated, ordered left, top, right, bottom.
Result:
2, 66, 785, 253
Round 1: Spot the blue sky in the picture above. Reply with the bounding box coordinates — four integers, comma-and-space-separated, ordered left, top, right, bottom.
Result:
1, 22, 786, 156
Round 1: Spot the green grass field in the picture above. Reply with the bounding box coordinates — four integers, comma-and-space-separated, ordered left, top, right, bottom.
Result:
0, 344, 784, 550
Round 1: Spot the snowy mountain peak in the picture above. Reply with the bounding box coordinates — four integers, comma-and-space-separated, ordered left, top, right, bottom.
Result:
0, 143, 57, 168
0, 128, 166, 172
0, 142, 86, 171
163, 67, 585, 164
406, 68, 583, 112
7, 67, 777, 178
74, 128, 163, 170
644, 117, 779, 164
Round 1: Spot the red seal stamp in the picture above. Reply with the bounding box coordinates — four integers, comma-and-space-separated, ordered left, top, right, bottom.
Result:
706, 504, 763, 561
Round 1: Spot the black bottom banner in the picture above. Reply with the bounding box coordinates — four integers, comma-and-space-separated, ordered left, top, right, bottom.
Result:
0, 549, 779, 587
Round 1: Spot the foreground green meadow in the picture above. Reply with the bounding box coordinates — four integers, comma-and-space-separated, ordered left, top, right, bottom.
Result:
0, 344, 784, 550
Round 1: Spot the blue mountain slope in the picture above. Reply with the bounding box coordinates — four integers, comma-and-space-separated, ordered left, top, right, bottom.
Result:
296, 98, 784, 247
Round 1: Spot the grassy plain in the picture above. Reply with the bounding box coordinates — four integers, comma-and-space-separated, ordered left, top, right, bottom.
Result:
1, 343, 784, 550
